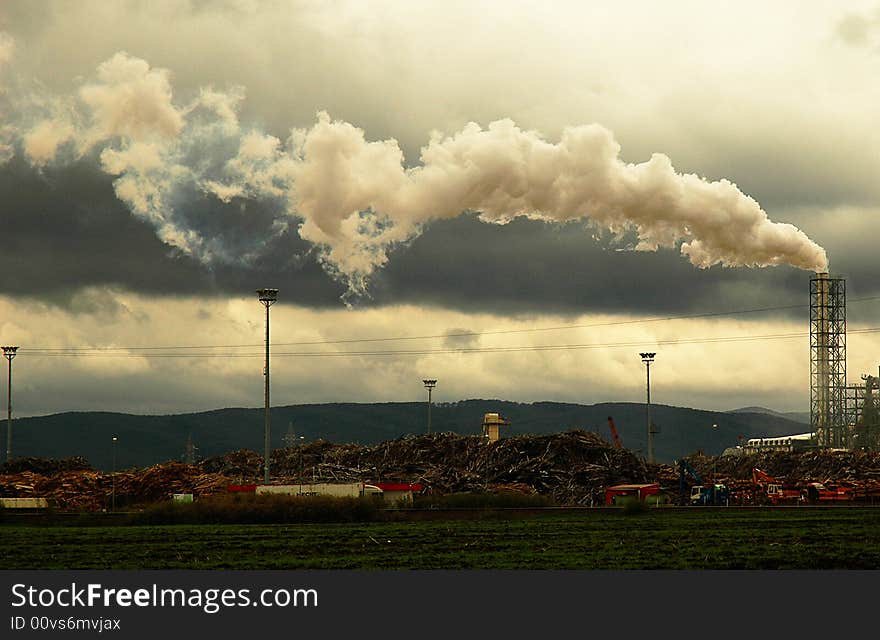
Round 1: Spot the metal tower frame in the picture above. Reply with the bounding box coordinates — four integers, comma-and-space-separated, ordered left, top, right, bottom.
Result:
810, 274, 846, 448
846, 374, 880, 451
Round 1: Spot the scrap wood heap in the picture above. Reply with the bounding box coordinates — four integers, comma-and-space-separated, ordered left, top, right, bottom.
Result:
659, 449, 880, 504
7, 429, 880, 511
680, 449, 880, 485
0, 462, 229, 510
205, 429, 651, 505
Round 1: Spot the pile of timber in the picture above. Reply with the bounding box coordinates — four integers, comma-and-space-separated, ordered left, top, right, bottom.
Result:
659, 449, 880, 504
204, 429, 650, 505
677, 449, 880, 485
0, 462, 229, 511
6, 430, 880, 511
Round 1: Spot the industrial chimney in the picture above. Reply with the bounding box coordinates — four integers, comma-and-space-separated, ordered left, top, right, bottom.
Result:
810, 272, 846, 448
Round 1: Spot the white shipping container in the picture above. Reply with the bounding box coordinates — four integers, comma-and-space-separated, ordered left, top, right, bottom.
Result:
0, 497, 49, 509
255, 483, 382, 498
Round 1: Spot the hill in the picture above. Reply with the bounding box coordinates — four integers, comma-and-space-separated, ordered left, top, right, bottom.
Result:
728, 406, 810, 425
6, 400, 810, 471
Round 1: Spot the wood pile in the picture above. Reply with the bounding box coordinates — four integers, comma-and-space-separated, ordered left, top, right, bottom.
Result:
5, 429, 880, 510
206, 430, 652, 506
660, 449, 880, 504
681, 449, 880, 486
0, 462, 229, 511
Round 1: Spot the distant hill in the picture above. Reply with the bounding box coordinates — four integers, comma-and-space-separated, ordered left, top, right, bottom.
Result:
7, 400, 810, 470
728, 406, 810, 426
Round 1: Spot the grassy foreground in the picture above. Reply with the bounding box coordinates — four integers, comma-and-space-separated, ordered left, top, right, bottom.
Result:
2, 508, 880, 569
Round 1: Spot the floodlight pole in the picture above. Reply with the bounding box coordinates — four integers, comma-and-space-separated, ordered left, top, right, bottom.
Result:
257, 288, 278, 485
3, 346, 18, 464
640, 352, 656, 464
299, 435, 305, 484
423, 379, 437, 434
111, 435, 117, 511
712, 423, 718, 481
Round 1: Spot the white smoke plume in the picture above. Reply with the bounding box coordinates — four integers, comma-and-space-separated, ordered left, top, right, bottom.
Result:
3, 49, 828, 297
288, 114, 828, 292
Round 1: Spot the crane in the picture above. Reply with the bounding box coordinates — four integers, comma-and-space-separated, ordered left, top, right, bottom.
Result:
607, 416, 622, 449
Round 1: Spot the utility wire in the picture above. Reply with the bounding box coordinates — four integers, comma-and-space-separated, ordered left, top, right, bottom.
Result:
16, 295, 880, 357
18, 294, 880, 354
18, 326, 880, 359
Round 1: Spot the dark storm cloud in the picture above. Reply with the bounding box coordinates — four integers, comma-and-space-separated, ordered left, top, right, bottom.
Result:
367, 215, 814, 318
0, 155, 203, 299
6, 153, 880, 321
6, 151, 875, 318
0, 156, 345, 307
0, 3, 878, 314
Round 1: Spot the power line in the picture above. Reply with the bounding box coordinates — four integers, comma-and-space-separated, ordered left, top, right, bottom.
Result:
17, 326, 880, 359
15, 295, 880, 356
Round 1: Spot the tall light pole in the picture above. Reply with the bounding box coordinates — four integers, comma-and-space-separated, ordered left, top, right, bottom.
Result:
712, 423, 718, 481
257, 288, 278, 485
298, 435, 305, 485
423, 379, 437, 434
3, 346, 18, 464
111, 435, 117, 511
639, 352, 656, 464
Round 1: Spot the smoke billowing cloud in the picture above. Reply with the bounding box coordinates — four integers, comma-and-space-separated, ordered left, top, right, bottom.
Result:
2, 44, 828, 299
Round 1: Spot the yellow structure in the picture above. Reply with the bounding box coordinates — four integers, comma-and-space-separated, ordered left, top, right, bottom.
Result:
482, 412, 511, 442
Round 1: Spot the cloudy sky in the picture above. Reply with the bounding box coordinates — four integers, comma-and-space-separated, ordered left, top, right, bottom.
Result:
1, 0, 879, 418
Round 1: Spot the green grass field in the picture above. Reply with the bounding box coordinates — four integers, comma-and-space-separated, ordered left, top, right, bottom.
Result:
3, 507, 880, 569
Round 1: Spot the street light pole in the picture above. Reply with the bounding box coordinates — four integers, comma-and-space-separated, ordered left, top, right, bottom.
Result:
257, 288, 278, 485
422, 379, 437, 434
111, 435, 117, 511
3, 346, 18, 464
639, 352, 656, 464
298, 435, 305, 486
712, 423, 718, 481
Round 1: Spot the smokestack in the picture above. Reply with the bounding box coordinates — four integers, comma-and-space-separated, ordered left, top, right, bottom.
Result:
810, 271, 846, 448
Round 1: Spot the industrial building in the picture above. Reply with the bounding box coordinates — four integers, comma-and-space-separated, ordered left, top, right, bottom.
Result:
743, 434, 813, 454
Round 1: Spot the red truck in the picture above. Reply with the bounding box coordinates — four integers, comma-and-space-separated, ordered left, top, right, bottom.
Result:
752, 468, 802, 505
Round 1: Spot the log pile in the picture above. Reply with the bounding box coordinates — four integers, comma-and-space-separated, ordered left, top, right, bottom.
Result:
4, 429, 880, 510
206, 430, 651, 505
679, 449, 880, 486
0, 463, 230, 510
659, 448, 880, 504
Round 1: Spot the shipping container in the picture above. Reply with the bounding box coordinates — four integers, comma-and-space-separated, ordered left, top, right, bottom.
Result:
254, 483, 383, 498
0, 497, 49, 509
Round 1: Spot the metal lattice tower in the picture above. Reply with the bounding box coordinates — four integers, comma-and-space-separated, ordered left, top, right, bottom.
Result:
283, 422, 298, 449
846, 372, 880, 451
844, 382, 863, 449
810, 273, 846, 448
184, 432, 197, 464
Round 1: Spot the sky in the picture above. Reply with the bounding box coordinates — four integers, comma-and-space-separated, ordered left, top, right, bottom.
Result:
1, 0, 880, 418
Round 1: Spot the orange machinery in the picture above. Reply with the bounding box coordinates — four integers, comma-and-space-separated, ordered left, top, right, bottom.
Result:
607, 416, 622, 449
751, 468, 802, 505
